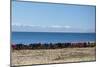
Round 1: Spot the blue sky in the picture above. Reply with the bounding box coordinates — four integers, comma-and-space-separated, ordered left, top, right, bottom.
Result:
12, 1, 96, 33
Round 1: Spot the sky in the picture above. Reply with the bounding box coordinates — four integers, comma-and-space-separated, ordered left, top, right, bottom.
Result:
12, 1, 96, 33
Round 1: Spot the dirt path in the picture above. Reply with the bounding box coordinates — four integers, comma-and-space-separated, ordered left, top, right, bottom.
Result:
11, 47, 96, 66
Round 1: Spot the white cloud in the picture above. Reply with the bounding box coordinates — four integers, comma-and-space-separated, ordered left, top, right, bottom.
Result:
50, 25, 63, 28
12, 24, 95, 33
12, 24, 71, 29
64, 26, 71, 28
12, 24, 71, 32
50, 25, 71, 29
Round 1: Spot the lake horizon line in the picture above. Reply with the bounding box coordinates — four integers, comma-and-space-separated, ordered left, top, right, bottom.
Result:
12, 31, 96, 34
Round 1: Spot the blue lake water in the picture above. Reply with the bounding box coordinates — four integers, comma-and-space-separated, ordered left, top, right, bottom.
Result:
12, 32, 96, 44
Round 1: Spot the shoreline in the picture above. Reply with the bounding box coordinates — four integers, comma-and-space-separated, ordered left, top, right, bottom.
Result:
12, 41, 96, 45
11, 42, 96, 50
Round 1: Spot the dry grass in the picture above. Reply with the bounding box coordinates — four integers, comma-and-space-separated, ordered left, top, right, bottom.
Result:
11, 47, 96, 66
